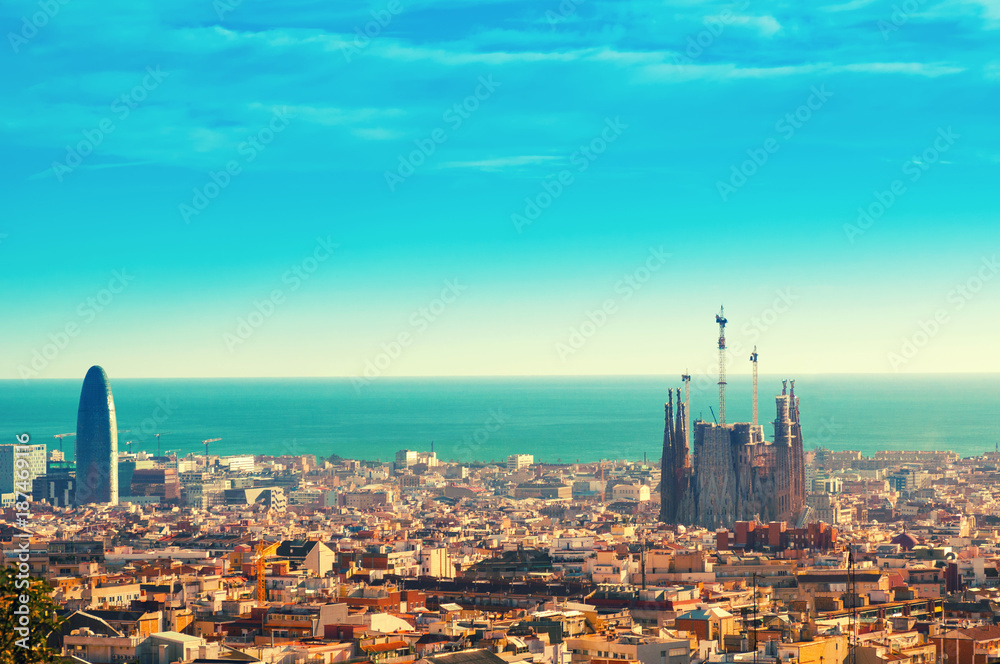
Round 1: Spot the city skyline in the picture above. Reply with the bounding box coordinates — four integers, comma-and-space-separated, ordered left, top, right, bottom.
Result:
3, 0, 998, 379
5, 3, 1000, 661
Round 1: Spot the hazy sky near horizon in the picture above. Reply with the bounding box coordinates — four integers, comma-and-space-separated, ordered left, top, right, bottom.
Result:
2, 0, 998, 380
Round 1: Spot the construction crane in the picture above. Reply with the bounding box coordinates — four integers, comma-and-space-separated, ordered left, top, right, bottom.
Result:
716, 306, 728, 425
599, 460, 607, 503
848, 548, 857, 664
680, 371, 691, 446
53, 433, 76, 452
255, 540, 280, 606
752, 571, 759, 662
750, 346, 759, 427
153, 432, 172, 456
202, 438, 221, 459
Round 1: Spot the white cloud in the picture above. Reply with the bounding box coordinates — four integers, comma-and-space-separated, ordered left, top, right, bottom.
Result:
277, 105, 407, 126
639, 60, 964, 82
376, 43, 593, 64
926, 0, 1000, 27
820, 0, 878, 12
836, 62, 965, 76
965, 0, 1000, 20
724, 15, 783, 37
438, 155, 561, 170
353, 127, 404, 140
639, 62, 826, 82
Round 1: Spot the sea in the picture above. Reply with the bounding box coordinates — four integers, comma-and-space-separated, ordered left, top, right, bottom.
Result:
0, 374, 998, 465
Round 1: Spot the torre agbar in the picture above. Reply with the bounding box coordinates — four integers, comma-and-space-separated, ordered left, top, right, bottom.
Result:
75, 365, 119, 506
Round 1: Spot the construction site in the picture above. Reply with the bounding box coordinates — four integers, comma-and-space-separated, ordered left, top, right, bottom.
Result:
659, 307, 807, 529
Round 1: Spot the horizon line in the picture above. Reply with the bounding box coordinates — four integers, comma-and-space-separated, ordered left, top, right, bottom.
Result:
7, 370, 1000, 381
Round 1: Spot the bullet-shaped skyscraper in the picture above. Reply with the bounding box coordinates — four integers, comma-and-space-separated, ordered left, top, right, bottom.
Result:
75, 365, 118, 505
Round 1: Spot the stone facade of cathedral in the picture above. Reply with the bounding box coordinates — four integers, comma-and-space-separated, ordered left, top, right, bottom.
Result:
660, 382, 806, 529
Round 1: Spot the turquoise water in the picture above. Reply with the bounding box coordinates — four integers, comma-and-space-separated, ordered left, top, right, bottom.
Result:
1, 375, 997, 463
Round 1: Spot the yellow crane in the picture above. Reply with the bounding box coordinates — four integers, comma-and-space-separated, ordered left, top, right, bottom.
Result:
255, 540, 280, 606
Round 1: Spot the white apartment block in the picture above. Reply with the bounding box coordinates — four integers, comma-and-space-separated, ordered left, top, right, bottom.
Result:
507, 454, 534, 472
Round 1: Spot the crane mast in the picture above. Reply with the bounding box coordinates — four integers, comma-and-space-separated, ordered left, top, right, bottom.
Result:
255, 540, 280, 606
53, 433, 75, 452
153, 432, 172, 457
202, 437, 221, 460
716, 306, 728, 425
681, 371, 691, 448
750, 346, 759, 427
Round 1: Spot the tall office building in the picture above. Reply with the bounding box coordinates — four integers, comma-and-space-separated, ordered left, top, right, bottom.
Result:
0, 443, 46, 495
395, 450, 418, 469
75, 365, 119, 506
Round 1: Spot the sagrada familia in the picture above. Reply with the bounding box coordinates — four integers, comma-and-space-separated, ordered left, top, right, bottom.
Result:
659, 380, 807, 529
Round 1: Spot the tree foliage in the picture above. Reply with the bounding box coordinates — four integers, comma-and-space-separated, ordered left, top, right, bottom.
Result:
0, 565, 65, 664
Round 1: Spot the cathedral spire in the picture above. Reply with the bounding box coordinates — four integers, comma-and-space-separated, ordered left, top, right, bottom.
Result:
674, 389, 688, 469
660, 389, 676, 523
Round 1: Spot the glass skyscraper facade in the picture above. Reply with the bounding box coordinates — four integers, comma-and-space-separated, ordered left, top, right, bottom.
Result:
75, 365, 118, 505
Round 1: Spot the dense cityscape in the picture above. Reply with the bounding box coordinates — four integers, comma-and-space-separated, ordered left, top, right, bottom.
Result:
4, 2, 996, 662
5, 354, 1000, 664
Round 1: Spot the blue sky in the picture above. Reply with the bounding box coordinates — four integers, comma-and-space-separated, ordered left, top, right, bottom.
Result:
1, 0, 998, 379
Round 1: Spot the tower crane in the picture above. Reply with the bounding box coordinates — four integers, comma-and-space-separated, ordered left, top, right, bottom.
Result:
53, 433, 76, 452
680, 371, 691, 446
202, 438, 221, 460
599, 460, 607, 503
255, 540, 280, 606
716, 306, 728, 425
153, 432, 172, 456
750, 346, 759, 427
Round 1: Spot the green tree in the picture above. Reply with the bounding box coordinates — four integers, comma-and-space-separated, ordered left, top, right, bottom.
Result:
0, 565, 65, 663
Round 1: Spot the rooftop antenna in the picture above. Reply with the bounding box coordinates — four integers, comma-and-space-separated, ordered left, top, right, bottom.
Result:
750, 347, 759, 427
716, 306, 728, 425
